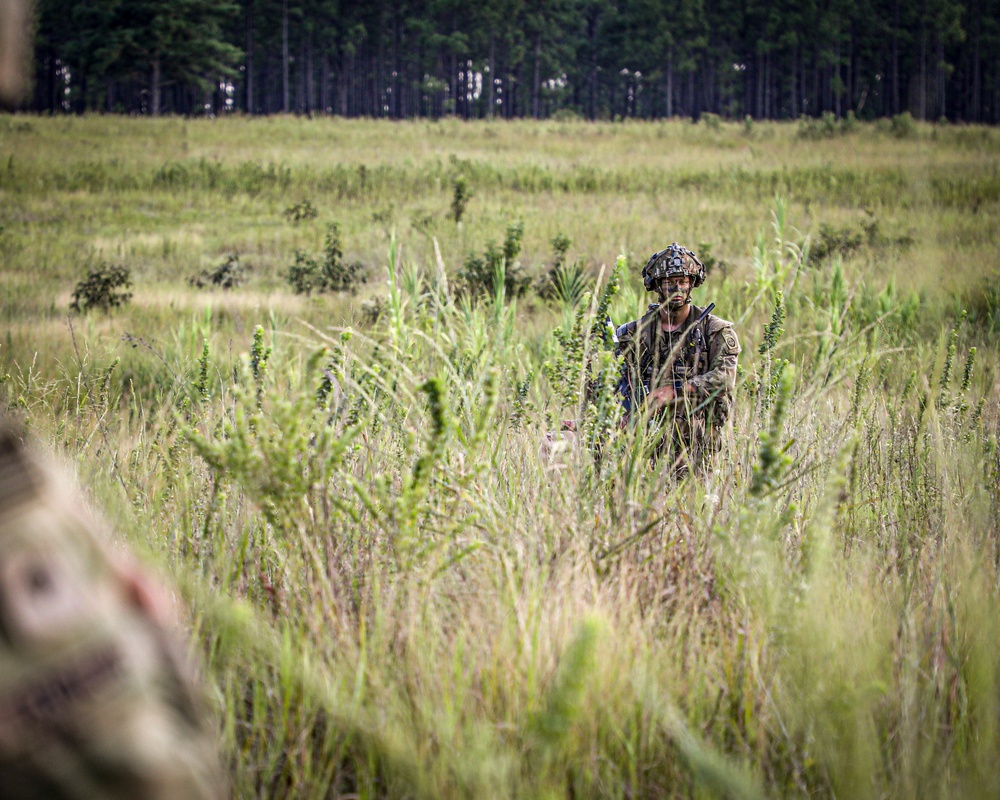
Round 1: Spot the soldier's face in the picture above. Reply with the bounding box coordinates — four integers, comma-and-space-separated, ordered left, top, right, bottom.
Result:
657, 275, 692, 308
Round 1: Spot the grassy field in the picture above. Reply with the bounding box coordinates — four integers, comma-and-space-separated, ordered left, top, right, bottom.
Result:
2, 114, 999, 799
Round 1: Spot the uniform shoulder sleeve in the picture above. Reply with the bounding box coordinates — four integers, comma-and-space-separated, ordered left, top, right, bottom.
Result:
614, 319, 639, 345
706, 314, 741, 355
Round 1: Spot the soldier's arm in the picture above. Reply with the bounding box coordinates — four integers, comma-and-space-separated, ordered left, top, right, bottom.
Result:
614, 320, 638, 352
687, 324, 741, 398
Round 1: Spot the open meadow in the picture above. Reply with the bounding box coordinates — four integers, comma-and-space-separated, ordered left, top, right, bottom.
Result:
2, 114, 1000, 798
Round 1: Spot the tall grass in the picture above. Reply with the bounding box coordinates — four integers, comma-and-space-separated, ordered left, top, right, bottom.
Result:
2, 116, 999, 798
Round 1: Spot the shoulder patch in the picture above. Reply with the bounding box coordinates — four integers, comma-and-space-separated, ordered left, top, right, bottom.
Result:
722, 330, 740, 354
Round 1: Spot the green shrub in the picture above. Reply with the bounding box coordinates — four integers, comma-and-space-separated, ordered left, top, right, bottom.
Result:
696, 241, 729, 279
890, 111, 917, 139
797, 111, 842, 139
457, 220, 531, 299
287, 250, 323, 295
551, 107, 583, 122
812, 214, 914, 262
189, 254, 250, 290
961, 273, 1000, 331
702, 112, 722, 131
538, 233, 592, 306
812, 223, 864, 261
360, 295, 387, 324
451, 175, 471, 224
284, 200, 318, 222
286, 224, 367, 295
70, 263, 133, 313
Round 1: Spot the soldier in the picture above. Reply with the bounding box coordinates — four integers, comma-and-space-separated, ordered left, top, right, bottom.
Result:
615, 243, 741, 473
0, 419, 226, 799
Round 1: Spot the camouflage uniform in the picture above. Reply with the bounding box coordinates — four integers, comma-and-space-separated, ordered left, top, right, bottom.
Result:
0, 423, 226, 800
617, 298, 741, 471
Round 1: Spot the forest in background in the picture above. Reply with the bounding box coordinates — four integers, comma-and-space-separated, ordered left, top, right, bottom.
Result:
25, 0, 1000, 123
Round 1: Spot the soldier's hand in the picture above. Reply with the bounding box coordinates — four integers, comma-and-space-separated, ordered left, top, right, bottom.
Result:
648, 385, 676, 410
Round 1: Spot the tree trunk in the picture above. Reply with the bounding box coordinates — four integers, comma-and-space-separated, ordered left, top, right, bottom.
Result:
834, 41, 841, 118
995, 57, 1000, 123
487, 30, 495, 118
936, 38, 945, 118
245, 1, 254, 113
972, 5, 981, 121
296, 34, 306, 111
321, 55, 329, 113
449, 39, 457, 117
847, 30, 855, 113
305, 29, 314, 114
801, 49, 808, 115
891, 0, 900, 114
282, 0, 290, 113
390, 14, 399, 118
665, 54, 673, 117
764, 51, 771, 118
703, 57, 714, 115
791, 45, 798, 118
338, 53, 348, 116
532, 31, 542, 118
815, 50, 823, 114
151, 57, 161, 116
919, 27, 927, 119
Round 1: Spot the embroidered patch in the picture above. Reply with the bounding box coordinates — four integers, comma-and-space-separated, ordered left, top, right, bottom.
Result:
723, 332, 738, 351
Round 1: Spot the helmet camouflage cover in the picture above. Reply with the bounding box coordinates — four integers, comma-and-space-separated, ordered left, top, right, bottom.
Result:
0, 421, 225, 800
641, 243, 706, 292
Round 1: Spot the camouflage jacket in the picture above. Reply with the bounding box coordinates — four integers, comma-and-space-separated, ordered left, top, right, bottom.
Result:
616, 303, 741, 419
0, 424, 226, 800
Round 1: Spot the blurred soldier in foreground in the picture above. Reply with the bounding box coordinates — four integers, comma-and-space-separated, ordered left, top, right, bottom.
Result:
615, 243, 741, 473
0, 420, 225, 799
0, 0, 31, 108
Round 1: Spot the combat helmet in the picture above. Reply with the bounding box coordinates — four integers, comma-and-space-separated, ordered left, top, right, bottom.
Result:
641, 243, 706, 292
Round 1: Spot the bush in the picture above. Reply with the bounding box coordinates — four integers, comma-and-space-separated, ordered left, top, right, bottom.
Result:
696, 241, 729, 279
457, 220, 531, 300
286, 224, 367, 295
701, 113, 722, 131
812, 214, 915, 262
284, 200, 318, 222
550, 107, 583, 122
961, 273, 1000, 331
797, 111, 844, 140
287, 250, 323, 295
451, 176, 471, 224
538, 233, 592, 306
70, 263, 133, 313
360, 295, 387, 325
812, 223, 864, 261
189, 254, 249, 290
890, 111, 917, 139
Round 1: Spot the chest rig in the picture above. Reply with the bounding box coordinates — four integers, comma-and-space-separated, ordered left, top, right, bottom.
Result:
641, 304, 710, 392
616, 304, 713, 415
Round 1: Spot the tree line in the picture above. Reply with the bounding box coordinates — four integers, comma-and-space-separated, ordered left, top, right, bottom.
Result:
27, 0, 1000, 123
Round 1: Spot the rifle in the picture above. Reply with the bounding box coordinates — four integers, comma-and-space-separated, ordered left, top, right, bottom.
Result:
672, 302, 715, 390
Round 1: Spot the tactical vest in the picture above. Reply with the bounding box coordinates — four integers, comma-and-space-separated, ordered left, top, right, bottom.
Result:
618, 304, 731, 420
